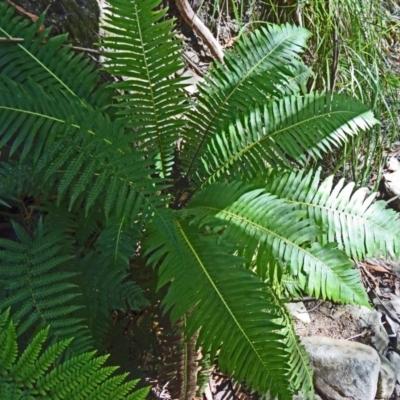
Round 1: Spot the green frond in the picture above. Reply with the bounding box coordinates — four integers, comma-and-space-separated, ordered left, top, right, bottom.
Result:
0, 78, 166, 225
264, 168, 400, 259
267, 289, 314, 399
0, 2, 111, 108
0, 219, 93, 353
196, 93, 378, 186
182, 23, 312, 181
186, 182, 369, 307
0, 309, 149, 399
145, 217, 295, 399
101, 0, 189, 178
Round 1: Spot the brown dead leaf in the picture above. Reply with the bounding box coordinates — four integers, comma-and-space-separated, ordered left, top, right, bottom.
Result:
365, 262, 392, 274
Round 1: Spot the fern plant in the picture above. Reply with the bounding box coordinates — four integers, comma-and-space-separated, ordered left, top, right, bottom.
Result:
0, 308, 150, 399
0, 0, 400, 399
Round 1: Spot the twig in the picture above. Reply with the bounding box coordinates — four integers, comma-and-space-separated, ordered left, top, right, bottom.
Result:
176, 0, 224, 63
71, 46, 100, 55
0, 37, 100, 55
182, 52, 204, 77
345, 328, 373, 341
0, 37, 23, 43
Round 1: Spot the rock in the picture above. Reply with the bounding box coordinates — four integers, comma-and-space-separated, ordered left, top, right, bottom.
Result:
377, 354, 396, 399
349, 305, 389, 353
387, 351, 400, 383
302, 336, 380, 400
382, 157, 400, 211
181, 70, 204, 94
287, 302, 311, 324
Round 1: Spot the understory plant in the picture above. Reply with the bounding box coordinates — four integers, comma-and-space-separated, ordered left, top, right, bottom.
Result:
0, 0, 400, 399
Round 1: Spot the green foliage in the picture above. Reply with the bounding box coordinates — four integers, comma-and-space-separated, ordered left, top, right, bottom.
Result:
0, 0, 400, 399
0, 308, 150, 399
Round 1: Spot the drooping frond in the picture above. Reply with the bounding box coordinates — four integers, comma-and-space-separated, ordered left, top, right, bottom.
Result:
0, 78, 166, 225
101, 0, 189, 178
264, 169, 400, 259
0, 2, 110, 108
0, 308, 150, 399
196, 93, 378, 186
181, 23, 312, 181
186, 182, 370, 307
145, 217, 295, 400
0, 219, 93, 353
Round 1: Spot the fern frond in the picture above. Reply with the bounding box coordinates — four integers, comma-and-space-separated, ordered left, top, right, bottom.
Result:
0, 78, 166, 225
0, 308, 149, 399
0, 219, 93, 353
101, 0, 188, 178
186, 182, 369, 306
267, 288, 314, 399
264, 169, 400, 259
0, 2, 110, 107
145, 217, 295, 399
196, 93, 378, 186
182, 23, 312, 181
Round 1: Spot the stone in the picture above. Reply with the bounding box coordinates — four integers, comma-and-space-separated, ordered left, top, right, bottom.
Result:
286, 302, 311, 324
387, 351, 400, 383
181, 70, 204, 94
376, 354, 396, 399
349, 305, 389, 353
382, 157, 400, 211
302, 336, 380, 400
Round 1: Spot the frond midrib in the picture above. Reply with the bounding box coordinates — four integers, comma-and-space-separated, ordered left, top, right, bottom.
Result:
131, 3, 168, 178
185, 32, 303, 178
200, 108, 371, 188
285, 198, 400, 243
192, 204, 354, 289
0, 26, 83, 103
176, 220, 278, 384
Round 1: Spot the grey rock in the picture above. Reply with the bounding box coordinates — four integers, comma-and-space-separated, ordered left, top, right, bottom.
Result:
349, 305, 389, 353
302, 336, 380, 400
377, 354, 396, 399
387, 351, 400, 383
382, 157, 400, 211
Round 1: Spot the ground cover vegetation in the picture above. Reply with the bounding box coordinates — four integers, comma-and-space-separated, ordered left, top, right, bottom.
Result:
0, 0, 400, 398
